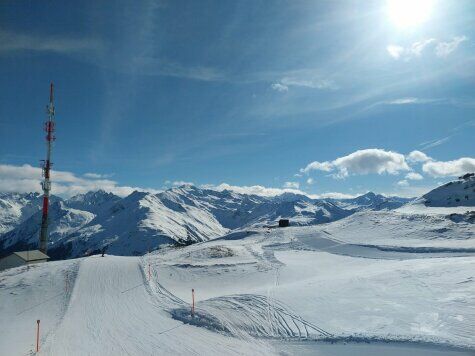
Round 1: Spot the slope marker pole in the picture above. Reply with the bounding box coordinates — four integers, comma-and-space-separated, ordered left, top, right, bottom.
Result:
148, 263, 151, 281
65, 271, 69, 293
36, 319, 40, 352
191, 288, 195, 317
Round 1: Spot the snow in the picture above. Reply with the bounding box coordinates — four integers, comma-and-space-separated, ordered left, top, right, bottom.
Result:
3, 177, 472, 260
147, 229, 474, 348
0, 192, 45, 234
0, 258, 79, 355
310, 210, 475, 250
0, 255, 270, 355
418, 175, 475, 208
1, 179, 474, 354
1, 224, 474, 354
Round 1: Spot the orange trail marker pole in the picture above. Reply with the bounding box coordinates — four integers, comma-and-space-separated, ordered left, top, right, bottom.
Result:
36, 319, 40, 352
191, 288, 195, 317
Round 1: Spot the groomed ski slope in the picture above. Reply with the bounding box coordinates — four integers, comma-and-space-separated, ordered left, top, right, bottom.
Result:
40, 255, 272, 355
1, 225, 474, 355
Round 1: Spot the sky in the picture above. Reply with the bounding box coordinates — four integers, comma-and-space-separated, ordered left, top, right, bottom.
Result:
0, 0, 474, 198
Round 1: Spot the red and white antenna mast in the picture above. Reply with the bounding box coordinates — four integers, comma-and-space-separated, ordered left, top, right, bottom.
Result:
39, 83, 56, 254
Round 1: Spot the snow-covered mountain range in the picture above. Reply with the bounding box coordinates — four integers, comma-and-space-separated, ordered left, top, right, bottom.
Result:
1, 175, 473, 260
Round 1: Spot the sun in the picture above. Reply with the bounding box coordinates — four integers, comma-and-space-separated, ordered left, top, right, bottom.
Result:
387, 0, 433, 29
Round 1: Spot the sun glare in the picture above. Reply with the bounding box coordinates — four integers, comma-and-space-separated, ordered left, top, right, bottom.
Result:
387, 0, 433, 29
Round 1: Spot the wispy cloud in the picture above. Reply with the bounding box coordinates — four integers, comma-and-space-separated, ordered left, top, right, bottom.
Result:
384, 97, 441, 105
132, 57, 225, 81
405, 172, 423, 180
279, 76, 337, 90
83, 172, 114, 179
419, 136, 452, 150
396, 179, 409, 187
435, 36, 468, 58
269, 68, 338, 93
271, 83, 289, 92
387, 36, 467, 61
283, 181, 299, 189
0, 30, 103, 54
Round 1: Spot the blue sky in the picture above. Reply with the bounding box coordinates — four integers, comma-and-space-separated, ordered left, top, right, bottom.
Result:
0, 0, 474, 198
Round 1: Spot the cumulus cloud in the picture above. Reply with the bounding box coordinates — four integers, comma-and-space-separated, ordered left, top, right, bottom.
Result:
407, 150, 432, 163
387, 36, 467, 60
300, 161, 333, 174
0, 164, 159, 197
405, 172, 424, 180
283, 181, 299, 189
301, 149, 410, 178
422, 157, 475, 177
271, 83, 288, 92
306, 178, 314, 185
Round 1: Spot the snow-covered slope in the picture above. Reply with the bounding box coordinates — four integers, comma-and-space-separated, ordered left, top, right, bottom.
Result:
1, 201, 95, 257
333, 192, 413, 211
415, 174, 475, 207
311, 209, 475, 250
2, 190, 230, 259
0, 192, 61, 234
65, 189, 121, 214
0, 186, 362, 259
159, 186, 351, 228
1, 225, 473, 355
2, 182, 463, 260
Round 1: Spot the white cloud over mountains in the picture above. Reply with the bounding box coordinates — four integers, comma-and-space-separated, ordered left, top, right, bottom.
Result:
2, 152, 474, 201
422, 158, 475, 178
301, 149, 475, 180
301, 149, 410, 178
202, 183, 307, 197
0, 164, 159, 198
172, 181, 194, 187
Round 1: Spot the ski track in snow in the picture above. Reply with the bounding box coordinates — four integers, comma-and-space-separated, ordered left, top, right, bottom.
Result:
38, 255, 273, 355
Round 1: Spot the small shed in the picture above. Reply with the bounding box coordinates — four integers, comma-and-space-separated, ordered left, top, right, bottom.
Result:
278, 219, 290, 227
0, 250, 49, 271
